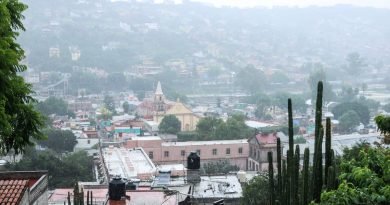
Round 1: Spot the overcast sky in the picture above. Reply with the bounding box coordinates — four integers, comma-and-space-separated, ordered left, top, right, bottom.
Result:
191, 0, 390, 9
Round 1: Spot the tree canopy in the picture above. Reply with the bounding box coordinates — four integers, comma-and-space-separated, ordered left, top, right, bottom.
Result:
338, 110, 361, 134
344, 52, 366, 75
307, 66, 335, 102
194, 115, 254, 141
241, 174, 270, 205
38, 129, 77, 153
236, 65, 268, 94
159, 115, 181, 134
6, 148, 94, 188
332, 102, 370, 125
319, 144, 390, 204
36, 96, 75, 117
0, 0, 45, 154
103, 95, 116, 114
375, 115, 390, 144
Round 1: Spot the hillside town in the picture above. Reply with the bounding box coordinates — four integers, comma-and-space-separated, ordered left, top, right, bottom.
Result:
1, 0, 390, 205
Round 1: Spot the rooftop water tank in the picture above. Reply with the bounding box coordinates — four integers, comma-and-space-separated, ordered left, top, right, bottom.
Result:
109, 177, 126, 200
187, 151, 200, 170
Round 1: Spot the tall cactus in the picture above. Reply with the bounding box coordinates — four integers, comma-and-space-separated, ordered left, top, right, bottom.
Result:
326, 166, 336, 190
80, 188, 84, 205
325, 117, 332, 185
268, 151, 275, 205
311, 81, 324, 202
302, 148, 310, 205
286, 150, 293, 204
288, 98, 294, 153
276, 137, 282, 201
90, 191, 93, 205
287, 98, 295, 204
73, 183, 79, 205
87, 191, 90, 205
293, 145, 300, 205
67, 192, 71, 205
312, 126, 324, 202
281, 159, 287, 205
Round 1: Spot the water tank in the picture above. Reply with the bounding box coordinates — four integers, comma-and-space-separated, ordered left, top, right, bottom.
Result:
109, 177, 126, 200
187, 151, 200, 170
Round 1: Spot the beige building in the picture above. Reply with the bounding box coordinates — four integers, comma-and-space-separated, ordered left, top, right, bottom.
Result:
154, 100, 201, 131
144, 81, 201, 131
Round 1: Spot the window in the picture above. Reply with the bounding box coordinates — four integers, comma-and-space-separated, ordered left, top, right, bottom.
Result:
149, 151, 154, 159
238, 147, 243, 154
181, 150, 186, 157
212, 149, 217, 155
164, 151, 169, 157
196, 149, 201, 156
226, 148, 231, 155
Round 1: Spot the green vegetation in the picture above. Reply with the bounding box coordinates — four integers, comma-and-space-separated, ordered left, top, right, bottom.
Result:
0, 0, 45, 154
319, 144, 390, 204
338, 110, 361, 133
103, 95, 116, 114
6, 148, 94, 188
332, 102, 370, 125
158, 115, 181, 134
375, 115, 390, 144
122, 101, 130, 114
243, 81, 339, 204
201, 160, 240, 175
345, 52, 366, 75
294, 136, 307, 144
241, 174, 270, 205
194, 115, 254, 141
307, 65, 335, 102
236, 65, 267, 94
36, 96, 75, 117
38, 129, 77, 153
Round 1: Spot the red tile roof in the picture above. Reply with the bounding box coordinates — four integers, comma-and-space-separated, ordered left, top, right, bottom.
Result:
0, 179, 28, 205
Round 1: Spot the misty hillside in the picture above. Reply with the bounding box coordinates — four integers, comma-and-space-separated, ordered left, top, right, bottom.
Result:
20, 0, 390, 73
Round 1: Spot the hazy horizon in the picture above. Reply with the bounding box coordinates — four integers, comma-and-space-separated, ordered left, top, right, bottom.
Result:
191, 0, 390, 9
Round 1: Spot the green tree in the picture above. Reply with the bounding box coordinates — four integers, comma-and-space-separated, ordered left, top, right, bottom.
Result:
273, 92, 307, 113
357, 97, 380, 113
98, 107, 112, 120
375, 115, 390, 144
202, 160, 239, 175
332, 102, 370, 125
214, 115, 253, 140
241, 175, 270, 205
122, 101, 130, 114
6, 148, 94, 188
236, 65, 268, 94
0, 0, 45, 154
307, 67, 335, 102
36, 96, 75, 117
39, 129, 77, 153
345, 52, 366, 75
319, 145, 390, 204
159, 115, 181, 134
338, 85, 359, 102
196, 117, 223, 140
338, 110, 361, 133
103, 95, 116, 114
